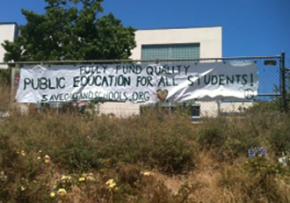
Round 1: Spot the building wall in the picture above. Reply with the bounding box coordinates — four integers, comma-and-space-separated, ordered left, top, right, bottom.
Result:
0, 23, 16, 69
131, 27, 222, 60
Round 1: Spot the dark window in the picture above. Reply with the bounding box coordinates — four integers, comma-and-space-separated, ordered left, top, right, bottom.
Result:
192, 105, 200, 118
141, 43, 200, 60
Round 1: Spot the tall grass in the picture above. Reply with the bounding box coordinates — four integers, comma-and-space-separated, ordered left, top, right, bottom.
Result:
0, 85, 10, 112
2, 110, 196, 172
0, 105, 289, 202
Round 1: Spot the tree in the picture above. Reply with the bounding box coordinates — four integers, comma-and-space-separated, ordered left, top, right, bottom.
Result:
2, 0, 136, 61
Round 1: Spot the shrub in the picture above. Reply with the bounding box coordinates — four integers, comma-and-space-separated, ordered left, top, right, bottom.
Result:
267, 115, 290, 154
0, 110, 197, 174
198, 126, 225, 148
218, 159, 290, 202
1, 104, 290, 202
0, 85, 10, 111
0, 69, 10, 86
150, 131, 196, 173
0, 134, 52, 202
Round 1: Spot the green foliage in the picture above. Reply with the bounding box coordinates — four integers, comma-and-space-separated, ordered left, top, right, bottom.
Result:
218, 160, 290, 203
197, 119, 226, 149
0, 135, 51, 202
243, 157, 290, 202
2, 0, 136, 61
196, 117, 255, 158
268, 118, 290, 153
0, 69, 10, 85
0, 110, 196, 173
150, 130, 196, 173
245, 157, 286, 177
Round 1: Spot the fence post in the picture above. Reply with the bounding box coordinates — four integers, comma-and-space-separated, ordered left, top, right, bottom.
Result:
10, 64, 19, 105
280, 52, 288, 112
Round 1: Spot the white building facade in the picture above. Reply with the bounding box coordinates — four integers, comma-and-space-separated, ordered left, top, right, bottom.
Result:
131, 27, 222, 60
0, 23, 17, 69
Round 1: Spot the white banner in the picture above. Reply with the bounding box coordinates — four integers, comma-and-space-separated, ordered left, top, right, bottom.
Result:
16, 62, 259, 104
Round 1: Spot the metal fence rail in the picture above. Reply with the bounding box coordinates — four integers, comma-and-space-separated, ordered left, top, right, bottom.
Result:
0, 53, 288, 117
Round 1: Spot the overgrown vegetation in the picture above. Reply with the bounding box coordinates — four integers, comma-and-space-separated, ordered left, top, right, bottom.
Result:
0, 69, 10, 86
0, 102, 289, 202
0, 84, 10, 112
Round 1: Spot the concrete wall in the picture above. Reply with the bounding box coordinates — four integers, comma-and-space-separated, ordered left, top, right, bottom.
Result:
0, 23, 16, 69
197, 100, 254, 117
131, 27, 222, 60
220, 101, 254, 114
98, 102, 140, 118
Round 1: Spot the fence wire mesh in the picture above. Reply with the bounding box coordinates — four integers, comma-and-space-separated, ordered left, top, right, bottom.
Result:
0, 55, 288, 118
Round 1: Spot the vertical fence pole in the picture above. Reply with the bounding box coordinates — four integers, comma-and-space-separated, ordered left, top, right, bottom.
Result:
280, 52, 288, 112
10, 65, 16, 106
10, 64, 20, 109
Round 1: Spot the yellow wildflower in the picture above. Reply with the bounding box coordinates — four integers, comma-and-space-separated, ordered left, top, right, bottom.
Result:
106, 179, 117, 190
20, 150, 26, 157
86, 174, 96, 182
61, 175, 72, 182
44, 155, 51, 164
141, 171, 153, 176
37, 156, 41, 160
50, 192, 56, 198
0, 171, 7, 181
57, 188, 67, 197
44, 159, 50, 164
20, 186, 26, 191
78, 176, 86, 182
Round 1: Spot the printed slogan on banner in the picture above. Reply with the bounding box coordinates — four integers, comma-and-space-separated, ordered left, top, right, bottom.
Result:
16, 62, 259, 104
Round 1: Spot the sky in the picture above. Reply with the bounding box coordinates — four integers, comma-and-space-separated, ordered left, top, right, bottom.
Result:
0, 0, 289, 59
0, 0, 289, 94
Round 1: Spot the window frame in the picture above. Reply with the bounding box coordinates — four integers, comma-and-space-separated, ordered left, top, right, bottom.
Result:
141, 43, 200, 61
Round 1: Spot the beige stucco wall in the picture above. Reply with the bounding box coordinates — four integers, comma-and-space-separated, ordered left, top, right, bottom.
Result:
196, 100, 254, 117
0, 23, 16, 69
197, 101, 219, 117
220, 101, 254, 113
98, 102, 140, 118
131, 27, 222, 60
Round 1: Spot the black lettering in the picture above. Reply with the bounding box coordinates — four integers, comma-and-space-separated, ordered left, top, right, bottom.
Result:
236, 74, 241, 83
242, 74, 248, 85
226, 75, 234, 84
184, 65, 190, 75
250, 74, 254, 86
41, 94, 48, 102
24, 78, 32, 90
219, 74, 225, 85
211, 75, 218, 85
204, 75, 211, 85
73, 76, 80, 87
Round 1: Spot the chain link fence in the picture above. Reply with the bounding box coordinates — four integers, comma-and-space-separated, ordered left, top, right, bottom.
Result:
0, 54, 288, 119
